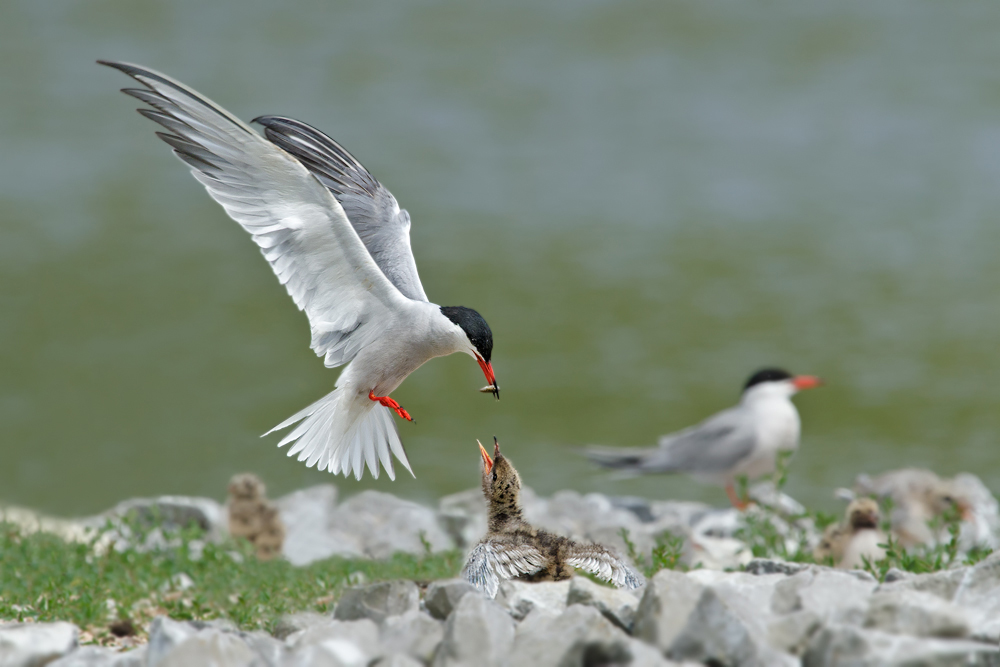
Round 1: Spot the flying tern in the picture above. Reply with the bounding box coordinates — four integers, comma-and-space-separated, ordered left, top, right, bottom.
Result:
102, 61, 499, 481
585, 368, 821, 508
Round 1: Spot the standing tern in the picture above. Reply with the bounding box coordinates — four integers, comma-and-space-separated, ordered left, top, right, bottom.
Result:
101, 61, 499, 481
585, 368, 821, 508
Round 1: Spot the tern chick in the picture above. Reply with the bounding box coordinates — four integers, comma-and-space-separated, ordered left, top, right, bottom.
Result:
813, 498, 886, 569
464, 438, 642, 598
585, 368, 821, 509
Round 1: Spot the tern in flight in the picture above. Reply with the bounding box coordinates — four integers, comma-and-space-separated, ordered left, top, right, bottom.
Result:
102, 61, 499, 481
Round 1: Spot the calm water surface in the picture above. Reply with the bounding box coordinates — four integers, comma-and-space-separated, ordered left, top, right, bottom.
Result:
4, 1, 1000, 515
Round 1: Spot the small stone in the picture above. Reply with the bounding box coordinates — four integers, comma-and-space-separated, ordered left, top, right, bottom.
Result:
334, 580, 420, 623
882, 568, 911, 583
424, 578, 477, 620
432, 592, 515, 667
0, 621, 79, 667
567, 576, 641, 631
865, 589, 970, 638
379, 610, 444, 663
745, 559, 811, 576
496, 579, 571, 621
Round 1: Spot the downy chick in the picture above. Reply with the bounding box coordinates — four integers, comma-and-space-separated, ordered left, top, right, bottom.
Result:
814, 498, 886, 569
464, 438, 642, 598
227, 473, 286, 560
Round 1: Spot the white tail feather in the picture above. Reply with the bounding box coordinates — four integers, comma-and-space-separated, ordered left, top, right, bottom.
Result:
264, 388, 413, 480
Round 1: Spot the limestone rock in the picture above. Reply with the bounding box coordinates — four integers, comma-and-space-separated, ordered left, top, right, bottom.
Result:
154, 630, 256, 667
287, 618, 380, 665
48, 646, 118, 667
272, 611, 333, 640
432, 592, 515, 667
496, 579, 571, 621
97, 496, 224, 537
276, 484, 352, 565
334, 581, 420, 623
379, 610, 444, 663
864, 589, 970, 638
0, 622, 78, 667
954, 551, 1000, 642
804, 623, 1000, 667
371, 655, 424, 667
508, 605, 635, 667
567, 575, 641, 631
334, 491, 454, 560
423, 578, 477, 620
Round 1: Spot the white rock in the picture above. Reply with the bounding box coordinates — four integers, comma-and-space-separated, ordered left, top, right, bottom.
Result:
424, 578, 477, 620
496, 579, 571, 621
289, 618, 380, 658
334, 581, 420, 623
155, 630, 256, 667
379, 610, 444, 663
567, 576, 641, 631
773, 568, 878, 624
432, 592, 515, 667
48, 646, 118, 667
276, 484, 354, 565
371, 654, 424, 667
0, 622, 78, 667
633, 570, 794, 667
334, 491, 454, 560
864, 589, 970, 638
953, 551, 1000, 642
804, 623, 1000, 667
509, 605, 636, 667
272, 611, 334, 640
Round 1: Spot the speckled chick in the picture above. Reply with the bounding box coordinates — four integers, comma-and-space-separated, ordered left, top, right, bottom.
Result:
814, 497, 886, 569
464, 438, 642, 598
855, 468, 972, 548
226, 473, 286, 560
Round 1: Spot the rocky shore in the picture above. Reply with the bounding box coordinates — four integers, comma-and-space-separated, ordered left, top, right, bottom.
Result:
3, 473, 1000, 666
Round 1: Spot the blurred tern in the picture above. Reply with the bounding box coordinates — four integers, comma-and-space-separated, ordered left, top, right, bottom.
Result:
585, 368, 821, 508
102, 61, 499, 481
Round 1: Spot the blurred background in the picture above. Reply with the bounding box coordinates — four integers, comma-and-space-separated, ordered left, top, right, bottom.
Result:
4, 0, 1000, 516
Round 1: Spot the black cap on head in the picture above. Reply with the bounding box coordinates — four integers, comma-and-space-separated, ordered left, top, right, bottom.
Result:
744, 368, 793, 391
441, 306, 493, 362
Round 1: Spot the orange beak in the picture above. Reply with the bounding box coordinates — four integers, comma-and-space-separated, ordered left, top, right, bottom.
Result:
792, 375, 823, 390
478, 439, 493, 474
477, 355, 499, 399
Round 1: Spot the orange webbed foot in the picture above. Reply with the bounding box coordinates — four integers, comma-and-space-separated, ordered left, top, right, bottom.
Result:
368, 390, 414, 422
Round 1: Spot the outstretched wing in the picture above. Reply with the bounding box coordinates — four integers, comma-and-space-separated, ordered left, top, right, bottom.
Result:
254, 116, 428, 303
565, 543, 643, 589
100, 61, 409, 369
464, 540, 547, 599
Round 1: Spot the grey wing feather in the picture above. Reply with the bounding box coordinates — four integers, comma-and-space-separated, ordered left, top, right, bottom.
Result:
463, 540, 546, 599
101, 61, 408, 370
564, 543, 643, 589
586, 406, 756, 474
253, 116, 428, 302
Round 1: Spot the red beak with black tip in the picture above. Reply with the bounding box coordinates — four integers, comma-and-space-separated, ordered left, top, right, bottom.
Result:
792, 375, 823, 391
478, 439, 494, 474
477, 355, 499, 399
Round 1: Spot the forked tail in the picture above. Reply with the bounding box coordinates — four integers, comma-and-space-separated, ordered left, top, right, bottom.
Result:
264, 388, 413, 480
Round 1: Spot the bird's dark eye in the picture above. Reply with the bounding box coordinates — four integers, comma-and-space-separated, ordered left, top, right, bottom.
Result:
943, 495, 954, 504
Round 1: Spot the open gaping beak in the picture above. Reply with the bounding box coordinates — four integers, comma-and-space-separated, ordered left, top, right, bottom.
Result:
476, 355, 499, 399
792, 375, 823, 391
478, 439, 494, 474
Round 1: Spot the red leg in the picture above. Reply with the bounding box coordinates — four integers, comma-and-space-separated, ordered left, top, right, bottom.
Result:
725, 483, 751, 511
368, 390, 413, 422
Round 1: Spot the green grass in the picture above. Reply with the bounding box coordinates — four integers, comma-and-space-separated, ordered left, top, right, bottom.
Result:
0, 518, 462, 642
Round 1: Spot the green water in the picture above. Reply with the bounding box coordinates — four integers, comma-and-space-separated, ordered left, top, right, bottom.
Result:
4, 1, 1000, 515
